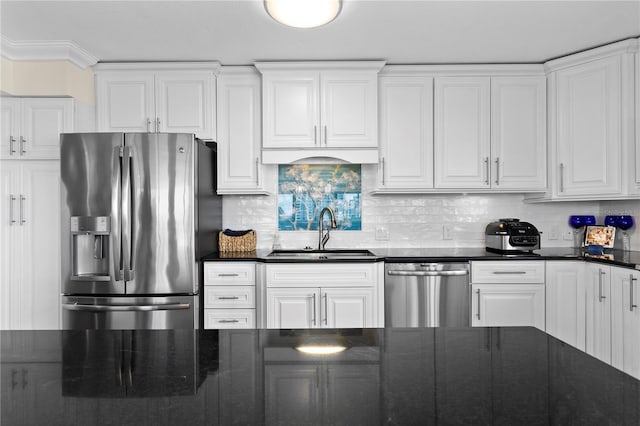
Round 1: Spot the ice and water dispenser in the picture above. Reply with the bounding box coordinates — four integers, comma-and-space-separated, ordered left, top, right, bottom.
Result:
70, 216, 111, 281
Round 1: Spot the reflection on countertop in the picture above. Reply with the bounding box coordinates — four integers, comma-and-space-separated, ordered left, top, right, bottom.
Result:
2, 328, 640, 425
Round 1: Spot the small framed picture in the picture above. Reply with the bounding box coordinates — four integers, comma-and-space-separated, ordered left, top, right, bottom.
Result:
584, 225, 616, 248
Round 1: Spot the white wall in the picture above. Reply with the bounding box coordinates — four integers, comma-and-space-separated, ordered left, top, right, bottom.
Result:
222, 164, 636, 251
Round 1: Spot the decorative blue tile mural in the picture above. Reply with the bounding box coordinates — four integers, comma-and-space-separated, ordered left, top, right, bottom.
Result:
278, 164, 361, 231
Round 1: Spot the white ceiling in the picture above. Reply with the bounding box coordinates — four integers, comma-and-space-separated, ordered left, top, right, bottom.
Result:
1, 1, 639, 65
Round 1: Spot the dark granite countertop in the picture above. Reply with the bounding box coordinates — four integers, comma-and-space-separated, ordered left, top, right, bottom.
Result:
202, 247, 640, 270
2, 327, 639, 425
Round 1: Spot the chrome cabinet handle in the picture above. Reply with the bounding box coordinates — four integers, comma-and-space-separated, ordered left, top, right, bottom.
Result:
598, 270, 606, 302
476, 289, 481, 320
381, 157, 385, 186
218, 296, 240, 300
146, 118, 151, 133
495, 157, 500, 185
9, 136, 16, 155
631, 275, 638, 312
484, 157, 489, 185
217, 273, 239, 277
218, 319, 240, 324
19, 136, 26, 155
314, 126, 318, 145
492, 271, 526, 275
323, 293, 328, 325
9, 195, 16, 225
559, 163, 565, 193
19, 195, 25, 225
312, 294, 317, 326
324, 125, 328, 145
156, 117, 160, 133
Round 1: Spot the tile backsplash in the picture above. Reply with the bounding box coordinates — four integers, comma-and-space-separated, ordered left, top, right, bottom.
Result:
222, 165, 639, 251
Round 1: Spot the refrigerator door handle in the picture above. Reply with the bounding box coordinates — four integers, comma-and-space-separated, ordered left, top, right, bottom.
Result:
62, 303, 191, 312
113, 146, 123, 281
121, 146, 134, 281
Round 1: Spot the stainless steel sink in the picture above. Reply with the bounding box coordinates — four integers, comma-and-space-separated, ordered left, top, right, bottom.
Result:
267, 249, 377, 260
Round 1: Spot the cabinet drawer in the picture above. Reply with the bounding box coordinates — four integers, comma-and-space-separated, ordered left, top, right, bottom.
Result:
266, 263, 377, 288
471, 261, 545, 283
204, 286, 256, 308
204, 309, 256, 329
204, 262, 256, 286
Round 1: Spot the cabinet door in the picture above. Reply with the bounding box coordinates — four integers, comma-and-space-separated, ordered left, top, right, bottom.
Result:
0, 98, 21, 159
21, 99, 73, 159
545, 261, 586, 350
321, 72, 377, 148
322, 287, 375, 328
216, 71, 265, 194
471, 283, 545, 329
266, 288, 320, 329
585, 263, 612, 363
0, 161, 22, 329
491, 76, 546, 190
262, 72, 318, 148
265, 365, 322, 425
555, 56, 622, 196
377, 76, 433, 190
96, 71, 155, 132
155, 71, 215, 139
434, 77, 491, 188
19, 161, 61, 330
612, 268, 640, 379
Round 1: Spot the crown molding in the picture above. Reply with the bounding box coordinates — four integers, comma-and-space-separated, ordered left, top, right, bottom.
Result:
544, 38, 638, 73
1, 36, 98, 69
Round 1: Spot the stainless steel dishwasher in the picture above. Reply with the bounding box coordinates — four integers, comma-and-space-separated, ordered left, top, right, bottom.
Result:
385, 262, 470, 327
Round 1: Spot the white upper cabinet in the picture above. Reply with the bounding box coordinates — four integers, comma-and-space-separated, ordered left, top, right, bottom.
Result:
434, 76, 491, 189
636, 38, 640, 186
491, 76, 547, 189
216, 67, 267, 194
95, 63, 219, 139
256, 62, 385, 163
534, 38, 639, 201
434, 73, 546, 191
1, 98, 74, 160
376, 74, 434, 191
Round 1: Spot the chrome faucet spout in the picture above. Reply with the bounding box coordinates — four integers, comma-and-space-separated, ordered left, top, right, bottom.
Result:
318, 207, 337, 250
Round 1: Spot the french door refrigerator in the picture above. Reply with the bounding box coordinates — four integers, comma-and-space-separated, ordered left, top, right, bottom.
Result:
60, 133, 221, 329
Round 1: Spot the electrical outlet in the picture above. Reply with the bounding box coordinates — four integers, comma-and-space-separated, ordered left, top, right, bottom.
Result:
563, 230, 574, 241
443, 225, 454, 240
375, 226, 390, 241
548, 227, 559, 240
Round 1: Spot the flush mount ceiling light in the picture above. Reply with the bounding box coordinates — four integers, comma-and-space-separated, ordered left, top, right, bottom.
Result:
264, 0, 342, 28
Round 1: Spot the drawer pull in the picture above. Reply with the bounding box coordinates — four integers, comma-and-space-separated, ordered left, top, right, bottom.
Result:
492, 271, 527, 275
218, 319, 240, 323
217, 273, 239, 277
218, 296, 240, 300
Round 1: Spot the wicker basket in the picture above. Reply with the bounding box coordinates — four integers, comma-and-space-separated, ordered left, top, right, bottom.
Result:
218, 230, 257, 252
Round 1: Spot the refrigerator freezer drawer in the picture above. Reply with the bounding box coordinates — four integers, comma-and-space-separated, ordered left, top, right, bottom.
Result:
204, 286, 256, 308
62, 295, 198, 329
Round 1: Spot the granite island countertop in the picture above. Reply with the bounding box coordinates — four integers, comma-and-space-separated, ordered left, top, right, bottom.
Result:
2, 327, 639, 425
202, 247, 640, 270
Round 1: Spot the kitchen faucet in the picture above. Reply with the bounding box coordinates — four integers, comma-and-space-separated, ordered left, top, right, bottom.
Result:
318, 207, 337, 250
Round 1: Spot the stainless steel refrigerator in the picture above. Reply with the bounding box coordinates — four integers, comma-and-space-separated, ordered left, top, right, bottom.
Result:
60, 133, 221, 329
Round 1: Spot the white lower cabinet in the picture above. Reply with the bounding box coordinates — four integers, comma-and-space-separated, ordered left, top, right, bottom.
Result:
585, 263, 613, 364
265, 263, 383, 329
1, 160, 60, 330
471, 283, 545, 328
611, 267, 640, 379
203, 262, 257, 329
470, 261, 545, 329
545, 261, 587, 350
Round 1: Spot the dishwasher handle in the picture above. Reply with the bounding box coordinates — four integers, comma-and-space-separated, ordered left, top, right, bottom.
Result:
387, 270, 469, 277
